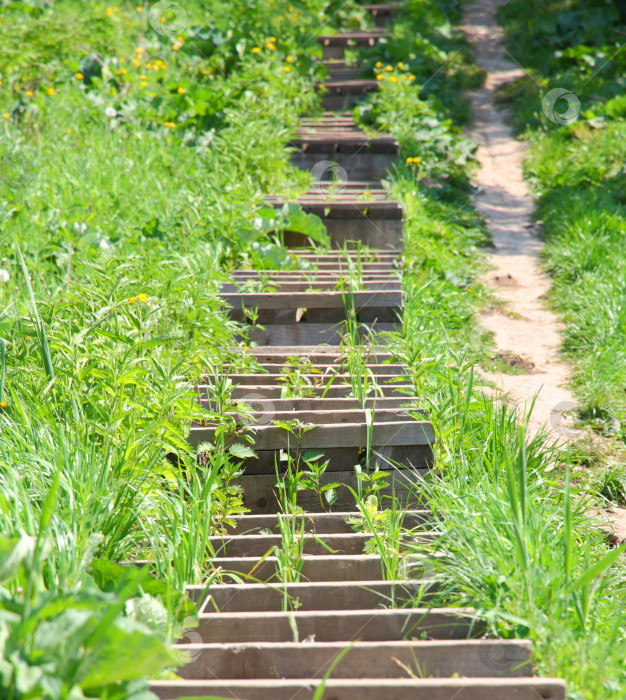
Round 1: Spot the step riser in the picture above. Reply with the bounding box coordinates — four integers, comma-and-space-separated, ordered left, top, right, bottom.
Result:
236, 470, 428, 514
291, 152, 395, 181
198, 581, 433, 612
151, 679, 567, 700
285, 219, 403, 249
222, 510, 430, 536
194, 610, 484, 643
176, 641, 533, 680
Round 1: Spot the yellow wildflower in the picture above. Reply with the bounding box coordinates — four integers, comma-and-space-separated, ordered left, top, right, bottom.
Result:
134, 59, 141, 67
375, 61, 382, 68
397, 61, 404, 68
286, 55, 293, 63
251, 47, 260, 53
136, 6, 142, 11
66, 128, 72, 133
283, 66, 291, 72
47, 87, 55, 96
106, 8, 114, 17
140, 74, 146, 79
25, 90, 33, 97
138, 293, 148, 303
389, 75, 397, 83
172, 44, 180, 51
270, 37, 277, 42
0, 401, 7, 409
177, 86, 186, 94
164, 121, 175, 127
129, 297, 136, 304
2, 113, 9, 119
267, 42, 275, 50
376, 74, 383, 80
408, 74, 415, 80
75, 72, 84, 80
141, 81, 148, 87
385, 65, 393, 71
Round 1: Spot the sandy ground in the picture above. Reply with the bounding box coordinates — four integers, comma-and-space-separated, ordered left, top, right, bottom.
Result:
461, 0, 626, 541
461, 0, 576, 440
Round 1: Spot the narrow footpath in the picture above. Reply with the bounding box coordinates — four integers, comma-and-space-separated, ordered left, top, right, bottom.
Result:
462, 0, 575, 438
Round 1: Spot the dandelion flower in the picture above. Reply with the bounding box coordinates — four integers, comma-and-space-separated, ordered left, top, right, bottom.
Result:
138, 293, 148, 303
2, 113, 9, 119
0, 401, 7, 409
66, 128, 72, 134
136, 6, 142, 11
376, 74, 383, 80
251, 47, 260, 53
25, 90, 33, 97
283, 66, 291, 72
106, 7, 114, 17
408, 74, 415, 80
129, 297, 136, 304
177, 86, 186, 94
141, 81, 148, 87
389, 75, 397, 83
47, 87, 55, 96
133, 59, 141, 67
75, 72, 84, 80
270, 37, 277, 42
164, 121, 175, 127
375, 61, 382, 68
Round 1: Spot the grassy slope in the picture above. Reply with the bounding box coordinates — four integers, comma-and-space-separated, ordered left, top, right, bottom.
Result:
368, 2, 626, 698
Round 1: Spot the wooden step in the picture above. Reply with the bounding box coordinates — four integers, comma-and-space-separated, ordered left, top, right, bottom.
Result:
210, 553, 386, 582
208, 530, 435, 558
175, 639, 533, 679
316, 32, 391, 60
191, 415, 435, 450
318, 80, 379, 110
187, 579, 432, 611
365, 3, 400, 27
247, 346, 394, 362
151, 677, 567, 700
222, 382, 415, 400
234, 469, 429, 512
224, 510, 430, 535
245, 321, 400, 346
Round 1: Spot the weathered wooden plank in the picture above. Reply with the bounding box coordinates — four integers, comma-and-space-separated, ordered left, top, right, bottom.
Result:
208, 532, 373, 558
224, 383, 415, 399
251, 362, 407, 375
191, 418, 435, 450
187, 579, 432, 611
245, 322, 398, 346
291, 151, 397, 183
193, 607, 483, 642
248, 347, 394, 362
223, 371, 407, 384
220, 290, 404, 309
176, 639, 533, 680
208, 530, 435, 558
221, 281, 402, 292
235, 469, 428, 513
316, 32, 391, 60
151, 678, 567, 700
235, 443, 433, 475
209, 553, 385, 582
224, 509, 430, 535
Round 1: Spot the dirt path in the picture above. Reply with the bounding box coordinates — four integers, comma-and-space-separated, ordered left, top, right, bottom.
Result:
461, 0, 575, 439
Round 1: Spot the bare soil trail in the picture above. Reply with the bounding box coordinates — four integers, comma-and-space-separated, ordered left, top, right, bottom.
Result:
461, 0, 575, 439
